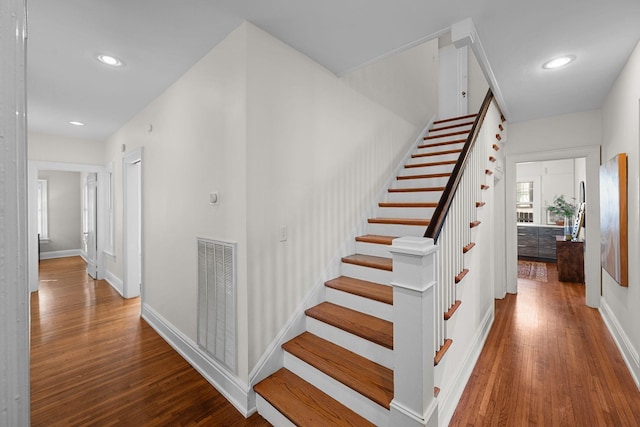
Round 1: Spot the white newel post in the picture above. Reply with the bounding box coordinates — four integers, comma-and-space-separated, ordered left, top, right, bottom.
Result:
0, 0, 30, 425
388, 237, 439, 427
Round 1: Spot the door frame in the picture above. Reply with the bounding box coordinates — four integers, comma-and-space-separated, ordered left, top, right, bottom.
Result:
122, 148, 143, 299
28, 161, 106, 292
505, 146, 601, 307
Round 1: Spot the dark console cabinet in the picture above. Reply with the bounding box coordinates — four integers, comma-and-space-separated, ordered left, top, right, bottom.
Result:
517, 225, 564, 261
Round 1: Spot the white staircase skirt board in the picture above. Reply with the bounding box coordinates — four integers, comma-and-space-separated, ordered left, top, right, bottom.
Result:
255, 395, 297, 427
400, 163, 456, 175
306, 317, 393, 369
366, 222, 426, 237
325, 287, 393, 322
386, 191, 443, 203
376, 206, 435, 219
283, 352, 389, 426
391, 176, 450, 189
354, 241, 393, 259
340, 262, 392, 284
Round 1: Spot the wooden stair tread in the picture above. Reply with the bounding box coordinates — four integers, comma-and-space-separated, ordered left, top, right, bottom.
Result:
429, 121, 474, 133
388, 186, 445, 193
355, 234, 395, 245
463, 242, 476, 253
434, 113, 477, 125
378, 202, 437, 208
283, 332, 394, 409
368, 217, 430, 226
405, 160, 457, 169
444, 300, 462, 320
342, 254, 392, 271
305, 302, 393, 350
254, 368, 375, 427
417, 138, 466, 149
412, 149, 462, 158
325, 276, 393, 305
434, 338, 453, 366
455, 269, 469, 284
397, 172, 451, 180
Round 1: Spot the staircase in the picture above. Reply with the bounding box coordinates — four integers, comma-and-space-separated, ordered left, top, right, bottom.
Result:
254, 113, 481, 426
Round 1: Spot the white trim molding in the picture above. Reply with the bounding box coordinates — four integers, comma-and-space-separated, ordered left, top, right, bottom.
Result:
599, 298, 640, 388
39, 249, 83, 260
141, 303, 254, 417
105, 270, 124, 297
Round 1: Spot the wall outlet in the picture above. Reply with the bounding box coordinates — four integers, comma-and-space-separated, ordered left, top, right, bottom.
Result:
279, 226, 287, 242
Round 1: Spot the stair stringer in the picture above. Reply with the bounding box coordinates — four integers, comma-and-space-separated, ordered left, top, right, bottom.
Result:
433, 100, 505, 427
248, 117, 436, 397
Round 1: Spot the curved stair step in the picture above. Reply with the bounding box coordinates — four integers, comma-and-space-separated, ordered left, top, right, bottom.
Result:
305, 302, 393, 349
254, 368, 375, 427
282, 332, 394, 409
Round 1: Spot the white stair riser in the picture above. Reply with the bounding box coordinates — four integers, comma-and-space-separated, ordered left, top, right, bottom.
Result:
410, 152, 460, 163
341, 262, 392, 284
325, 287, 393, 322
256, 395, 297, 427
376, 206, 435, 219
429, 123, 473, 134
354, 241, 393, 258
401, 163, 455, 175
366, 222, 426, 237
391, 176, 450, 189
283, 352, 389, 426
415, 142, 465, 156
422, 133, 469, 144
385, 191, 443, 203
434, 117, 476, 127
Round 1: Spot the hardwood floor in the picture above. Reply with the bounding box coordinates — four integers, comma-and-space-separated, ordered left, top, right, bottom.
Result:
31, 257, 269, 426
450, 263, 640, 426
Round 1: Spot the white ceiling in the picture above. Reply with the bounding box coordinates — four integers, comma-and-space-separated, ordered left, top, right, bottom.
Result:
27, 0, 640, 141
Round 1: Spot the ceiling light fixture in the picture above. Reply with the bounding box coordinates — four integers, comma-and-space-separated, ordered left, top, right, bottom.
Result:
97, 54, 123, 67
69, 121, 85, 126
542, 55, 575, 70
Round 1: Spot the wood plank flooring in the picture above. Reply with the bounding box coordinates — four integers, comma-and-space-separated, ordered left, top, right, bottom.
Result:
450, 263, 640, 426
31, 257, 269, 427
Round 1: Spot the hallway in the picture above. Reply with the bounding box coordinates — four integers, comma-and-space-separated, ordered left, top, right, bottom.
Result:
450, 263, 640, 426
30, 257, 269, 426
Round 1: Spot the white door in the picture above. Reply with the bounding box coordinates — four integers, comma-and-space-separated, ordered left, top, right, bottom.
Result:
123, 149, 142, 299
84, 173, 98, 278
438, 44, 468, 119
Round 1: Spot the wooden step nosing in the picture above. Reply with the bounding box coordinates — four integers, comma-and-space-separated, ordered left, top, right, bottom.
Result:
378, 202, 437, 208
405, 160, 457, 169
397, 173, 451, 180
368, 217, 430, 226
342, 254, 393, 271
433, 113, 477, 125
434, 338, 453, 366
283, 352, 392, 420
417, 138, 467, 149
388, 186, 445, 193
325, 287, 393, 321
325, 276, 393, 305
424, 130, 469, 140
429, 121, 475, 133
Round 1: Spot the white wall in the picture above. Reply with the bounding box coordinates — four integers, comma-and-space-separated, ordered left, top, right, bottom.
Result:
101, 21, 438, 408
244, 23, 437, 371
29, 132, 104, 165
468, 47, 489, 113
600, 40, 640, 386
37, 171, 82, 253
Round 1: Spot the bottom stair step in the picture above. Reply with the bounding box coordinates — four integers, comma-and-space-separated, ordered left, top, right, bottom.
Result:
255, 368, 375, 427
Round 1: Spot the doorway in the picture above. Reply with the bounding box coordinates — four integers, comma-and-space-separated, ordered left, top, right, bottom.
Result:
438, 43, 468, 118
506, 147, 601, 307
123, 148, 143, 299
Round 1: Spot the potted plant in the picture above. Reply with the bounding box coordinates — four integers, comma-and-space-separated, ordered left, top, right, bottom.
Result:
547, 195, 577, 239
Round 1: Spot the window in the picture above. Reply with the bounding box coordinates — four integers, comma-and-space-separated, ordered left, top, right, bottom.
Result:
37, 179, 49, 240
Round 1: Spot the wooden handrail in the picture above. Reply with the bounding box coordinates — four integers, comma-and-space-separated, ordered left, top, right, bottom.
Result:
424, 89, 494, 242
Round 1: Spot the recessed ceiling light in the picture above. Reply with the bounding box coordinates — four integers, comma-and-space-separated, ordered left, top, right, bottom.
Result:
69, 121, 85, 126
97, 54, 123, 67
542, 55, 575, 70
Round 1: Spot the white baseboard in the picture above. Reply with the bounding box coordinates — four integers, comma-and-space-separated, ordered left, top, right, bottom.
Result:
599, 298, 640, 389
141, 303, 254, 417
104, 270, 124, 297
438, 305, 495, 427
39, 249, 82, 260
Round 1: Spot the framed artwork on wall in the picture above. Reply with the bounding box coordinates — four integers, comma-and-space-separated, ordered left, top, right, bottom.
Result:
599, 153, 628, 287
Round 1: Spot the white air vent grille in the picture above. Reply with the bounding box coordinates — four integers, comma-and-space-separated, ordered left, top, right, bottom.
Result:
197, 238, 237, 374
